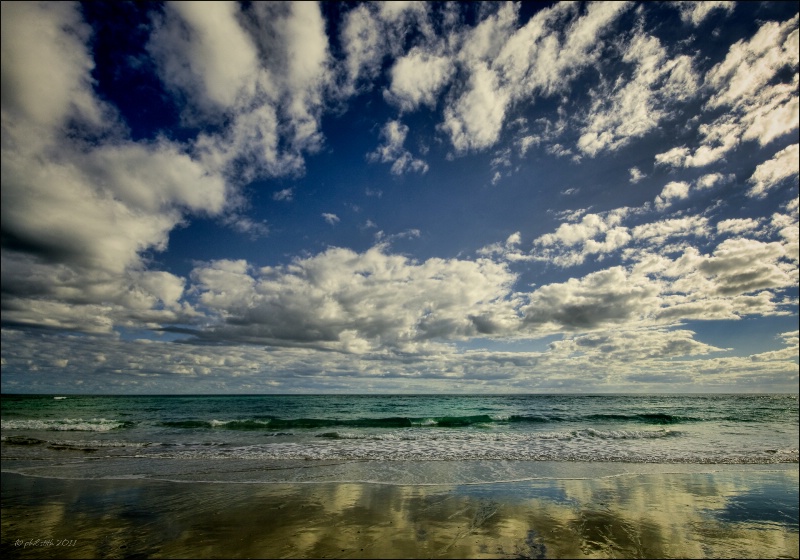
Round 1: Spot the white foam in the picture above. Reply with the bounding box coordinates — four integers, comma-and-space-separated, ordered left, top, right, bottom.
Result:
1, 418, 126, 432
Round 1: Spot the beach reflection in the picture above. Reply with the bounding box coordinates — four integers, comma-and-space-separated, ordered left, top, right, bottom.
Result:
1, 468, 797, 559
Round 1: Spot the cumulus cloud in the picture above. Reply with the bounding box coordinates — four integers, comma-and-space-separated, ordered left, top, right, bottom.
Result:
549, 328, 726, 362
322, 213, 340, 225
2, 2, 797, 394
704, 15, 798, 114
442, 2, 629, 153
494, 2, 629, 97
656, 15, 798, 169
631, 236, 795, 325
4, 320, 797, 393
385, 46, 454, 112
650, 173, 731, 211
150, 1, 333, 179
632, 216, 711, 246
441, 62, 511, 153
696, 172, 734, 190
181, 237, 793, 355
367, 120, 428, 175
674, 1, 735, 26
494, 206, 716, 268
771, 201, 799, 266
654, 181, 691, 210
189, 246, 520, 352
522, 267, 661, 332
577, 32, 698, 156
339, 1, 432, 97
0, 2, 108, 131
716, 218, 763, 236
531, 209, 631, 267
696, 238, 792, 296
747, 144, 800, 198
273, 188, 294, 202
339, 4, 385, 91
147, 2, 260, 111
629, 167, 646, 183
477, 232, 530, 262
1, 2, 225, 333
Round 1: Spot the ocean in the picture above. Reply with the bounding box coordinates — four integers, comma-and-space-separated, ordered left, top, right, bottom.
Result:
1, 394, 797, 484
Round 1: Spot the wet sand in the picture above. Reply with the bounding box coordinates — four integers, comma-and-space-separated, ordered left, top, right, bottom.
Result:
2, 465, 798, 559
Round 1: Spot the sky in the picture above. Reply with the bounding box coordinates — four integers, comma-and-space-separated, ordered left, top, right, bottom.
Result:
1, 1, 798, 394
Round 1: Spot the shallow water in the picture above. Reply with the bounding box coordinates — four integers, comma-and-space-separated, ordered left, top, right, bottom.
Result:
2, 394, 797, 484
2, 466, 797, 559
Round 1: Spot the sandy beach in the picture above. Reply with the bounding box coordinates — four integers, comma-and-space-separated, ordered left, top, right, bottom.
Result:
2, 464, 797, 559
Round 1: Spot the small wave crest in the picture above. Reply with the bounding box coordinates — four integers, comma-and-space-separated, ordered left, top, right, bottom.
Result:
576, 428, 679, 439
585, 413, 697, 425
160, 415, 502, 430
1, 418, 132, 432
155, 412, 712, 431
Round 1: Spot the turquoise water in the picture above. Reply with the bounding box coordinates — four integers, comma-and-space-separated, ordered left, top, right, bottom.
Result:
2, 394, 797, 482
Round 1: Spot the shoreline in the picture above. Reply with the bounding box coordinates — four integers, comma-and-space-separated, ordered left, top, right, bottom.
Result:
1, 460, 798, 483
3, 455, 797, 486
2, 464, 797, 559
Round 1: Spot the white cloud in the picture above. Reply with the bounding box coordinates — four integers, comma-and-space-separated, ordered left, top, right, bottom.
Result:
2, 2, 798, 394
747, 143, 800, 198
696, 172, 734, 190
522, 267, 661, 332
273, 188, 294, 202
2, 138, 227, 277
495, 2, 629, 98
632, 216, 711, 245
517, 135, 539, 156
273, 1, 331, 150
449, 1, 520, 81
322, 213, 340, 225
443, 2, 630, 154
189, 246, 520, 352
4, 319, 798, 393
654, 16, 798, 170
0, 2, 227, 333
340, 4, 384, 91
675, 1, 735, 26
222, 214, 269, 240
0, 2, 108, 131
578, 31, 699, 156
531, 210, 632, 267
654, 181, 691, 211
657, 133, 744, 170
716, 218, 762, 236
477, 231, 530, 262
536, 211, 626, 247
696, 238, 792, 296
367, 120, 428, 175
339, 1, 432, 97
149, 1, 333, 180
385, 46, 454, 111
705, 15, 799, 112
654, 146, 690, 167
441, 63, 510, 153
653, 239, 793, 303
629, 167, 646, 183
550, 328, 725, 362
148, 2, 259, 111
771, 203, 799, 265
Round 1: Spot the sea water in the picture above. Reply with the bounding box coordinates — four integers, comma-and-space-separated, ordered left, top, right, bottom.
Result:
1, 394, 797, 484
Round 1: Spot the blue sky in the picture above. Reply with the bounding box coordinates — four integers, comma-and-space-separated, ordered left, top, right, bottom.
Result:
1, 1, 798, 394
